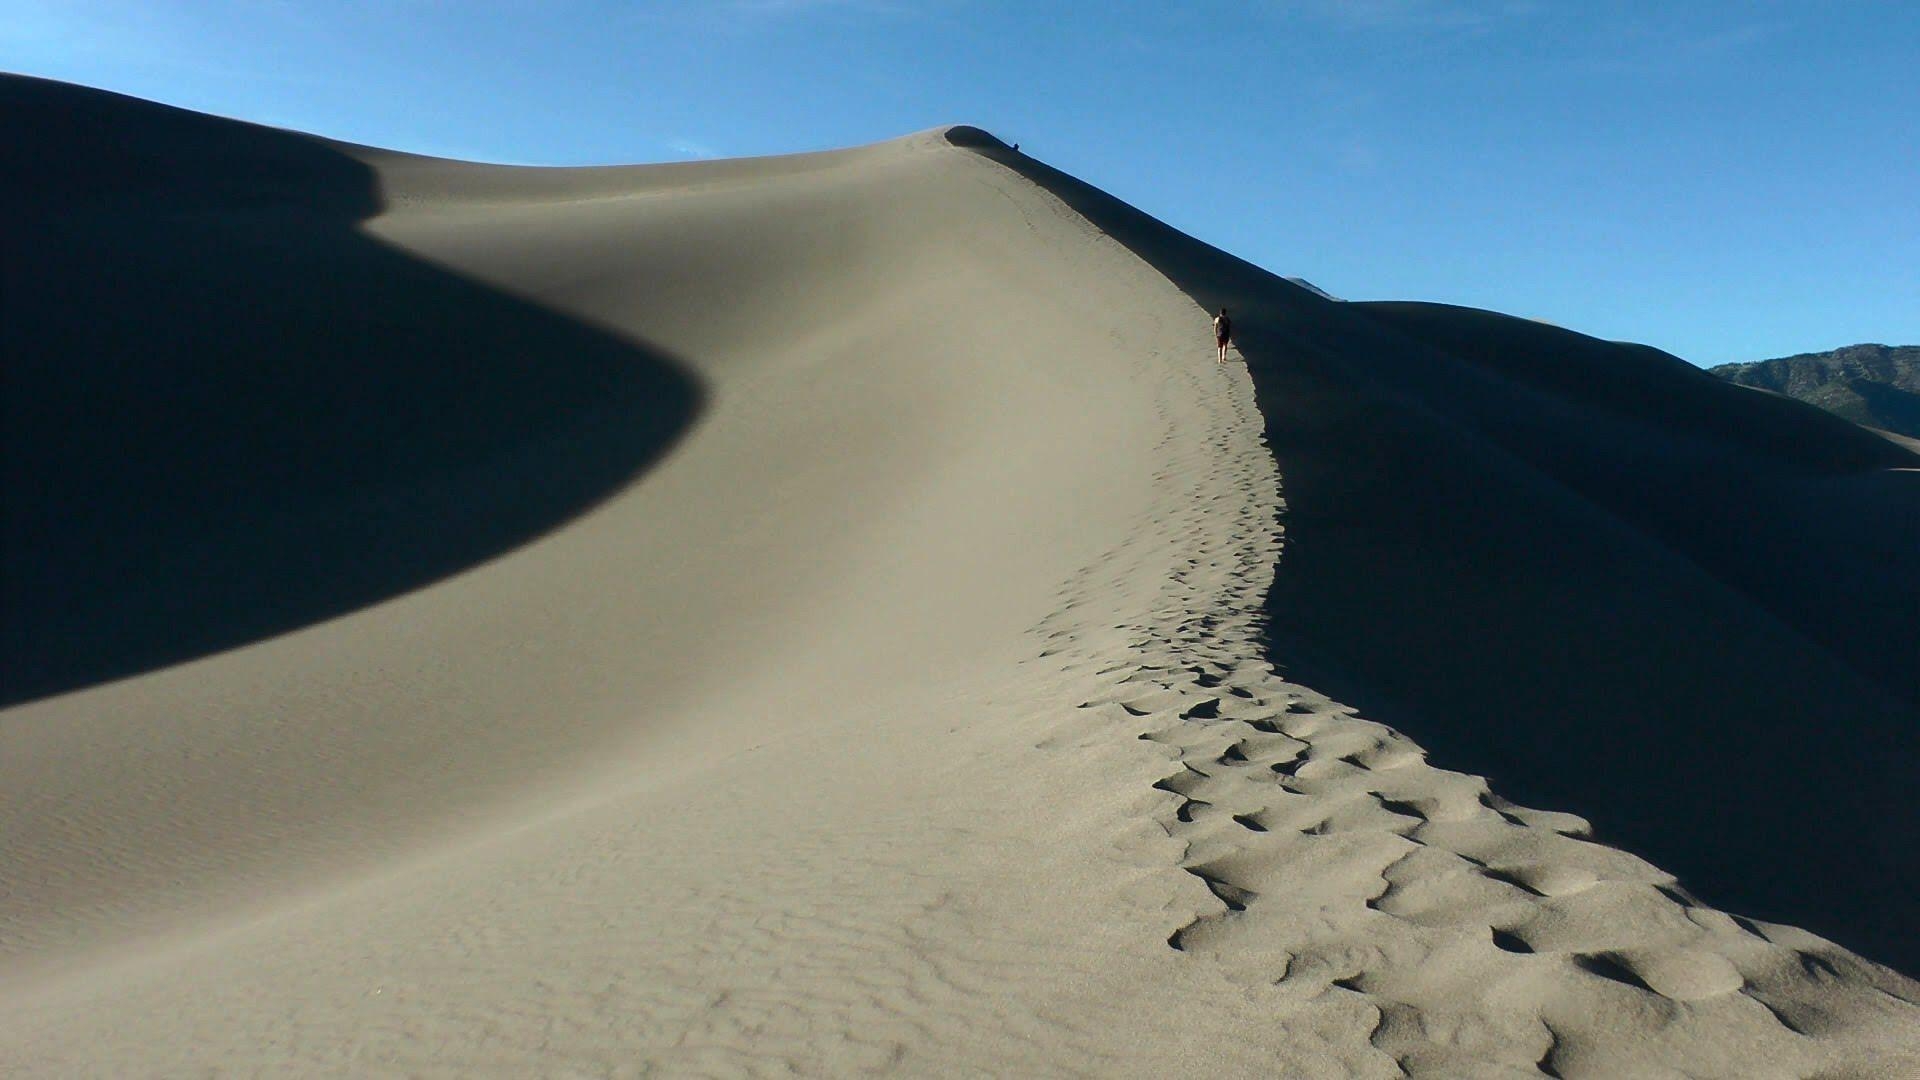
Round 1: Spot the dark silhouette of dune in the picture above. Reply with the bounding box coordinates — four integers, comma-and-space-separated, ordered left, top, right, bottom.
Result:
1346, 302, 1920, 709
954, 129, 1920, 973
1, 76, 703, 706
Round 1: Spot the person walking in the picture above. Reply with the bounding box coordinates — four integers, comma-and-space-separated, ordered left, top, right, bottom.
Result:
1213, 307, 1233, 361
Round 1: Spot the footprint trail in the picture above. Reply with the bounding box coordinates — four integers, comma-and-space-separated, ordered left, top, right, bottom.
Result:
1020, 325, 1920, 1078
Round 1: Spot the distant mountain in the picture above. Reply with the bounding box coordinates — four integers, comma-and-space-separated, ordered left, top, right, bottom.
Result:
1709, 344, 1920, 438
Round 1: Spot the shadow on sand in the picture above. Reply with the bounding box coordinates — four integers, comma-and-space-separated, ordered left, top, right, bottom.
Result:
2, 77, 704, 707
956, 128, 1920, 974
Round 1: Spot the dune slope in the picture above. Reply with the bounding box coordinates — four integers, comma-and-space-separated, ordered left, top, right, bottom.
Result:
975, 138, 1920, 971
3, 81, 1916, 1076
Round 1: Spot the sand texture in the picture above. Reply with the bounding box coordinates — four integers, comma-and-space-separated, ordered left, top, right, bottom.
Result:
4, 77, 1917, 1077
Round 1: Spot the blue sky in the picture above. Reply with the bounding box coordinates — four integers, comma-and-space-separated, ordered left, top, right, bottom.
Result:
8, 1, 1916, 364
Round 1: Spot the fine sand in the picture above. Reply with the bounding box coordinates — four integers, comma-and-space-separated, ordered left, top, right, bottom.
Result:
4, 76, 1917, 1076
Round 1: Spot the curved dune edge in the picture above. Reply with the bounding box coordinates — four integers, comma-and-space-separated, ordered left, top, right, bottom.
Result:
2, 83, 1916, 1075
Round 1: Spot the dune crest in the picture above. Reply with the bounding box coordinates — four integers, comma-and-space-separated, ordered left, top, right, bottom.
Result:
3, 77, 1915, 1075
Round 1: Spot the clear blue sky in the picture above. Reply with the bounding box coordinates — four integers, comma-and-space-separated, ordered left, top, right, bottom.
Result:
9, 1, 1916, 365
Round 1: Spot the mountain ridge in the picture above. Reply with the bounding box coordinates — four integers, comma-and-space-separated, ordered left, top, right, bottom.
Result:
1709, 343, 1920, 438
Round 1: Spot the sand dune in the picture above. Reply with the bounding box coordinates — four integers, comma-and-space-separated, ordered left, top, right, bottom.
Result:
3, 77, 1916, 1076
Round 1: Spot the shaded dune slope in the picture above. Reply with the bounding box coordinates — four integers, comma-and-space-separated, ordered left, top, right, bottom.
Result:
2, 75, 703, 706
958, 130, 1920, 972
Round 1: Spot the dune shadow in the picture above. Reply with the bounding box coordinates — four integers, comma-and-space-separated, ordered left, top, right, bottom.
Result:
959, 131, 1920, 974
2, 77, 703, 707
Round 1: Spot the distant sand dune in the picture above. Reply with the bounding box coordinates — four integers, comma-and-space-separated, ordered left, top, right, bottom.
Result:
3, 78, 1915, 1076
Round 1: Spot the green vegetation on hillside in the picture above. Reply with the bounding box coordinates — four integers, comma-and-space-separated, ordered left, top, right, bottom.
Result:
1710, 344, 1920, 438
